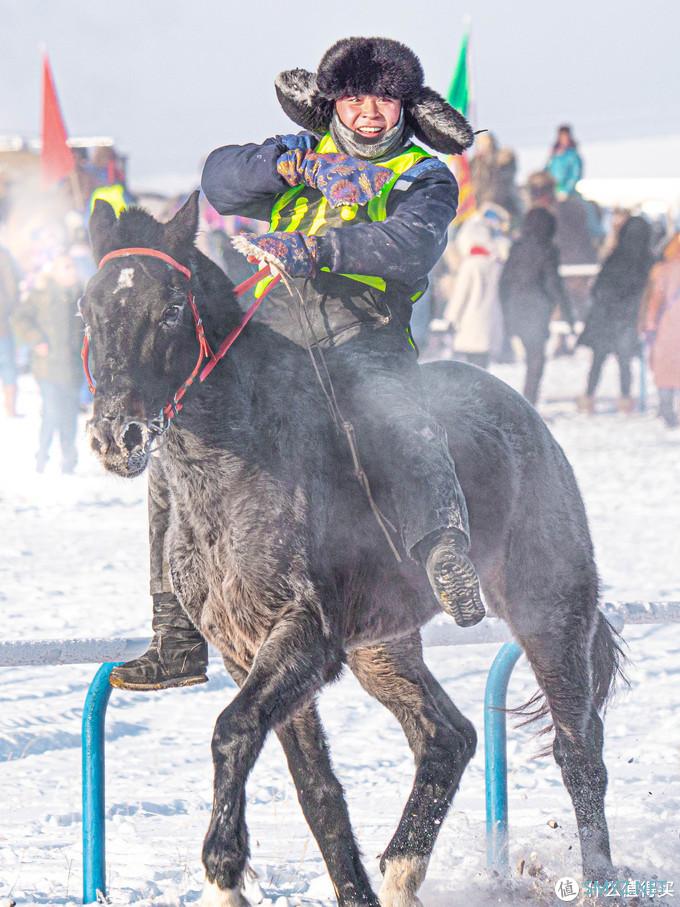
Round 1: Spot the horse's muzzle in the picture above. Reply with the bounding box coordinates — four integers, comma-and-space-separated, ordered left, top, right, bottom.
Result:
88, 415, 152, 477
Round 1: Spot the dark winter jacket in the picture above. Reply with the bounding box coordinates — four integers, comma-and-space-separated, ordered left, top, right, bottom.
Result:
578, 216, 653, 355
12, 278, 84, 387
499, 208, 573, 342
201, 135, 459, 343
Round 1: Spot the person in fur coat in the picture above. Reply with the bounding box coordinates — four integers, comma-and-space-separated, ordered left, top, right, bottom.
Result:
442, 206, 508, 368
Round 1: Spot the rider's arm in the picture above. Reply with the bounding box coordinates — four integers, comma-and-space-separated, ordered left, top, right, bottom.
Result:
201, 138, 292, 222
316, 163, 459, 288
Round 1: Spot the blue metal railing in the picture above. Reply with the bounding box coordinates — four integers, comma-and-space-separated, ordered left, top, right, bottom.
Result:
484, 641, 523, 872
3, 601, 679, 903
77, 639, 527, 900
82, 662, 120, 904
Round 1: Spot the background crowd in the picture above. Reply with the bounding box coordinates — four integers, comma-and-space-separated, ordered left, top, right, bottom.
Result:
1, 122, 679, 477
424, 124, 680, 425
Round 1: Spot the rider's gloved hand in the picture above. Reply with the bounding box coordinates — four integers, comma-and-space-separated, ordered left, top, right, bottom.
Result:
239, 231, 319, 278
275, 133, 316, 153
276, 150, 391, 208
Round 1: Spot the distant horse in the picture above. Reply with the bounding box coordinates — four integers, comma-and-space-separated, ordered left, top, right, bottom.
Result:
84, 193, 623, 907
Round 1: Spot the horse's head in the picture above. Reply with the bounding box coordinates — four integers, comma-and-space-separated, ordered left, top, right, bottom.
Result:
83, 191, 202, 477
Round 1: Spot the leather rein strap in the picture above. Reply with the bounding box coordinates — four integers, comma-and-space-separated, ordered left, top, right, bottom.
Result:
83, 246, 280, 429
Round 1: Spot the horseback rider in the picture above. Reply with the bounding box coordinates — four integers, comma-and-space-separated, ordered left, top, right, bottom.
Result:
111, 36, 485, 690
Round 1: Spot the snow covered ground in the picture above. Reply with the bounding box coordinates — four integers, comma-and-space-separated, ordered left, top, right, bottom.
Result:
1, 350, 679, 907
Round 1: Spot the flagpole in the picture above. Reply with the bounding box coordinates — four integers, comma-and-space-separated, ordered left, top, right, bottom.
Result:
465, 16, 475, 131
447, 20, 477, 223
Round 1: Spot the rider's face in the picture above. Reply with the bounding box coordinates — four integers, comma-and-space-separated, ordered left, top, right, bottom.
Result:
335, 95, 402, 139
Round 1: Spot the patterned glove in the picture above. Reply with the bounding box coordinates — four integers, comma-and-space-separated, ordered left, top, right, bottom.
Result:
234, 231, 319, 278
276, 150, 391, 208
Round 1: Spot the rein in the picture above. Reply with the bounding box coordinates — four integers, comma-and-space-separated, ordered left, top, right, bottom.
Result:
82, 247, 281, 431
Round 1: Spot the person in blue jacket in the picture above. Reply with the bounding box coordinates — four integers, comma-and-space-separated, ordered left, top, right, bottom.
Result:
547, 124, 583, 198
111, 36, 486, 691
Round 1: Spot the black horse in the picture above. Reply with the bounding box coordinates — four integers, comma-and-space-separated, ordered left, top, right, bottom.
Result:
84, 193, 623, 907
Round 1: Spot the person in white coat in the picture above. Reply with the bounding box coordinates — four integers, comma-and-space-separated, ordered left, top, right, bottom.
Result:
442, 205, 508, 368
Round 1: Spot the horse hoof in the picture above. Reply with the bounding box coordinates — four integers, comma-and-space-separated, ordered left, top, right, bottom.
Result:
201, 879, 251, 907
379, 856, 428, 907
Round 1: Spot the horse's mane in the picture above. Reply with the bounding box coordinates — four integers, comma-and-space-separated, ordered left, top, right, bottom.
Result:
113, 206, 172, 252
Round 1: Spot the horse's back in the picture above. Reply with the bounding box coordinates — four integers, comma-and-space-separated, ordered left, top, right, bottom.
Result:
421, 360, 592, 588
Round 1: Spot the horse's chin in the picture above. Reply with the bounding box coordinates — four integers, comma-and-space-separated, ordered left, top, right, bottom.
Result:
95, 448, 150, 479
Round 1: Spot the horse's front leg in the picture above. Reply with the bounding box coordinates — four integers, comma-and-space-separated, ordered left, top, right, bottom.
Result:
201, 607, 344, 907
219, 655, 379, 907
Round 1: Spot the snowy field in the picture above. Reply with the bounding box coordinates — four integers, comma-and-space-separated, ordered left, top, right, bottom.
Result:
1, 349, 679, 907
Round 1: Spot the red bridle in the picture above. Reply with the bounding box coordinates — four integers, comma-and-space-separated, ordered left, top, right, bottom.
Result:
82, 246, 280, 428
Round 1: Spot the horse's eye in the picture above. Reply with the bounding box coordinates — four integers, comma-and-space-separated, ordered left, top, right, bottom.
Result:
161, 304, 182, 325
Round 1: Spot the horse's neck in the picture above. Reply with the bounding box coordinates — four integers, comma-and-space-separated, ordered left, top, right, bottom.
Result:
175, 250, 328, 469
192, 248, 245, 349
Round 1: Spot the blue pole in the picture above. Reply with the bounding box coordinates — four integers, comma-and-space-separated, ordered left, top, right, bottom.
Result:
82, 662, 119, 904
484, 641, 522, 873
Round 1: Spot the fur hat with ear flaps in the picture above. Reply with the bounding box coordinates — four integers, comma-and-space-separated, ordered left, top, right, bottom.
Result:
275, 37, 474, 156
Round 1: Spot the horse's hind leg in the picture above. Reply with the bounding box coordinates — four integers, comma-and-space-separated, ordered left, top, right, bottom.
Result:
349, 633, 476, 907
277, 703, 379, 906
512, 597, 617, 879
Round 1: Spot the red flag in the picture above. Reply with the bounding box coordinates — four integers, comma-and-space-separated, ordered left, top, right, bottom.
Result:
41, 53, 75, 186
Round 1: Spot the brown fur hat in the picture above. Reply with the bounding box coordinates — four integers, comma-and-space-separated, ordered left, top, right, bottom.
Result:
275, 37, 474, 155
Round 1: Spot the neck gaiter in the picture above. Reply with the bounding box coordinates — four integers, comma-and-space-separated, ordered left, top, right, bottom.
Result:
330, 109, 408, 161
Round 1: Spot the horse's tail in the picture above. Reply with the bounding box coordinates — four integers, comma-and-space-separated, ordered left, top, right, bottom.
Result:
510, 611, 628, 754
591, 609, 628, 713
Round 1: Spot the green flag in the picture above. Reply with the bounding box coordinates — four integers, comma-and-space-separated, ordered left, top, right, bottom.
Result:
447, 31, 469, 117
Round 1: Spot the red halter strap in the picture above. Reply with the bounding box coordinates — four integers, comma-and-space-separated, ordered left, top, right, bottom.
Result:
85, 246, 280, 425
98, 247, 192, 280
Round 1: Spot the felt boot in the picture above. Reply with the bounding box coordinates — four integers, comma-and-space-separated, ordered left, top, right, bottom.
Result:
110, 593, 208, 690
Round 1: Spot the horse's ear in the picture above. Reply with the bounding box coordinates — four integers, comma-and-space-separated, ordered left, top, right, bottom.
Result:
164, 190, 200, 251
89, 200, 118, 263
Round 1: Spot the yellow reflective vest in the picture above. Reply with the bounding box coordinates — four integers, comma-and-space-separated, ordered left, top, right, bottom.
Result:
255, 133, 432, 299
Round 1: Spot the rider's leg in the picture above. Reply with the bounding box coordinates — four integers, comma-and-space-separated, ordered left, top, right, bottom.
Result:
325, 324, 484, 627
110, 454, 208, 690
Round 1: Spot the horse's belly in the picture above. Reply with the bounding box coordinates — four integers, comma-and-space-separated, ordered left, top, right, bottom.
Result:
343, 572, 440, 650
